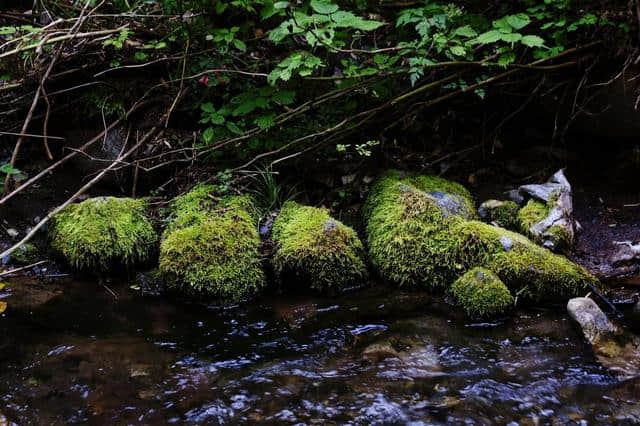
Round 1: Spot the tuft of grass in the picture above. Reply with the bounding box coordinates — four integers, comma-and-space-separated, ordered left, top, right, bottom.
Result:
248, 165, 300, 217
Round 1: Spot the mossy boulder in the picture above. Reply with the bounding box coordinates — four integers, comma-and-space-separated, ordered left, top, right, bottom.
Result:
450, 267, 514, 319
50, 197, 157, 271
364, 172, 598, 302
272, 201, 367, 292
478, 199, 520, 229
158, 184, 265, 301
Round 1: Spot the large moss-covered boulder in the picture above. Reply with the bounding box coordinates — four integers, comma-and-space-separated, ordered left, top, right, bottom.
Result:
158, 184, 265, 301
50, 197, 157, 271
364, 171, 598, 302
272, 201, 367, 292
450, 267, 514, 319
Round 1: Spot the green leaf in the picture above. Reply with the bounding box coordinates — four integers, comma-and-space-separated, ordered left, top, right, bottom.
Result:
225, 121, 244, 135
201, 103, 215, 113
472, 30, 503, 44
505, 13, 530, 30
134, 51, 148, 61
498, 51, 516, 66
310, 0, 339, 14
211, 113, 225, 125
500, 33, 522, 43
0, 27, 17, 35
274, 1, 289, 9
154, 41, 167, 49
232, 39, 247, 51
202, 127, 214, 143
254, 113, 276, 129
272, 90, 296, 104
0, 164, 21, 175
454, 25, 477, 38
521, 35, 545, 48
449, 46, 466, 57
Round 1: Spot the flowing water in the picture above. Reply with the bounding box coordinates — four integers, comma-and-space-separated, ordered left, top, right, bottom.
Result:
1, 277, 639, 425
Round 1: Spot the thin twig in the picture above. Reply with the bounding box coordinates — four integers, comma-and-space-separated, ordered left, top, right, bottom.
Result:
0, 260, 49, 278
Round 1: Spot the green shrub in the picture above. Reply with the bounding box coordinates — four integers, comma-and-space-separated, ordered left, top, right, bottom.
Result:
450, 267, 514, 319
50, 197, 157, 271
272, 201, 367, 292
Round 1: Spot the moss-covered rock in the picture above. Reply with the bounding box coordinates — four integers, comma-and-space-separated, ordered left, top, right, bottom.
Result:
454, 221, 596, 301
518, 199, 550, 235
50, 197, 157, 271
364, 174, 465, 288
450, 267, 514, 319
272, 201, 367, 292
478, 199, 520, 229
158, 185, 265, 301
364, 172, 598, 301
10, 243, 39, 265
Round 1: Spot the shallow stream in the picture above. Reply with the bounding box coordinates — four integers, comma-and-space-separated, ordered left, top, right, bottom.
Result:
1, 278, 640, 424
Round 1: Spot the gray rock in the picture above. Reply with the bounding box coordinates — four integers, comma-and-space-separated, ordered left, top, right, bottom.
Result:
568, 297, 640, 377
611, 241, 640, 267
428, 191, 476, 220
567, 297, 619, 344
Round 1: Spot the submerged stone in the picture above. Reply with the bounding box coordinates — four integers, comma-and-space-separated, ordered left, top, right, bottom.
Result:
271, 201, 367, 292
568, 297, 640, 377
364, 171, 598, 302
449, 267, 514, 319
50, 197, 157, 271
158, 185, 265, 301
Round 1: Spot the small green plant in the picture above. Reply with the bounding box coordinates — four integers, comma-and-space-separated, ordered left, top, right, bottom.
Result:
249, 165, 299, 215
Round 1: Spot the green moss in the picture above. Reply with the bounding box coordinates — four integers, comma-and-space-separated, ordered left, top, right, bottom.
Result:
518, 199, 549, 235
159, 186, 265, 301
450, 267, 514, 319
50, 197, 157, 271
272, 201, 367, 292
365, 176, 465, 288
364, 172, 598, 301
455, 221, 597, 302
480, 200, 520, 229
10, 243, 39, 265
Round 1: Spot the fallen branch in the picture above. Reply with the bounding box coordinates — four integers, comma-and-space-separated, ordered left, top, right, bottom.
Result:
0, 127, 162, 261
0, 97, 148, 207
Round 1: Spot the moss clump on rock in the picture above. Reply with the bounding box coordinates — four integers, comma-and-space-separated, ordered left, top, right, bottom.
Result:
454, 220, 596, 301
450, 267, 514, 319
364, 172, 598, 301
518, 199, 549, 235
479, 199, 520, 229
50, 197, 157, 271
158, 185, 265, 301
272, 201, 367, 292
10, 243, 39, 265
